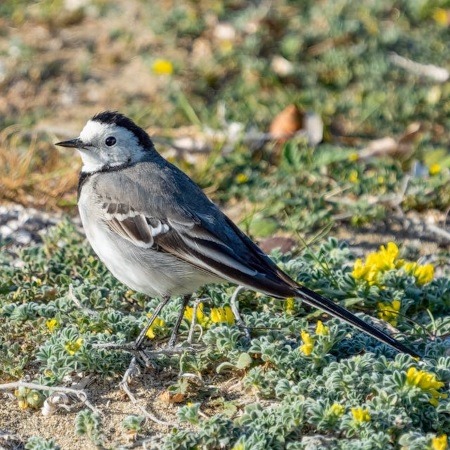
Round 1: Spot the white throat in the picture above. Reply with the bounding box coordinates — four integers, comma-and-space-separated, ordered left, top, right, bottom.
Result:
78, 149, 127, 173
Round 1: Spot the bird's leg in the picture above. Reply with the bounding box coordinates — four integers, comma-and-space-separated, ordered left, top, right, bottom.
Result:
93, 296, 198, 362
230, 285, 251, 340
187, 297, 202, 344
134, 295, 171, 350
167, 294, 192, 348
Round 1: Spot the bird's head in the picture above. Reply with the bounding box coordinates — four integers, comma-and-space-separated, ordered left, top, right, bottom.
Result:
56, 111, 155, 172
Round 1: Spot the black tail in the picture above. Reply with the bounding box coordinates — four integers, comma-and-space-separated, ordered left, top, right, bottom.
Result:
296, 285, 420, 358
207, 214, 419, 357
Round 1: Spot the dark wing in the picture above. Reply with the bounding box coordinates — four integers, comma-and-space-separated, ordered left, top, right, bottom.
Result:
101, 200, 295, 297
94, 164, 297, 297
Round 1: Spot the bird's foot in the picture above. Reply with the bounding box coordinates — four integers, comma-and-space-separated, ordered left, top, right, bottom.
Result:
91, 341, 156, 367
92, 340, 204, 368
92, 341, 143, 352
134, 341, 205, 368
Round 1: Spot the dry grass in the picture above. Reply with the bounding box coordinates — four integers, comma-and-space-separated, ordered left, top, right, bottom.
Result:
0, 126, 78, 210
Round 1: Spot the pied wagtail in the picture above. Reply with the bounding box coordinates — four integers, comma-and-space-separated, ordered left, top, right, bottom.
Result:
56, 111, 419, 357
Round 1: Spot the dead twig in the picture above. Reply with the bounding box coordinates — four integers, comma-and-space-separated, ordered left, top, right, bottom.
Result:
68, 284, 99, 317
119, 357, 172, 427
0, 381, 99, 415
389, 52, 449, 82
426, 223, 450, 242
154, 127, 319, 156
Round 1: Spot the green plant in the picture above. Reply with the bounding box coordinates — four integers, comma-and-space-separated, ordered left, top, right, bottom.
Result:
75, 409, 104, 447
25, 436, 61, 450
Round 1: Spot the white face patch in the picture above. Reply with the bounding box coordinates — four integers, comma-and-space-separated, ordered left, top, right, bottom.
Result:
80, 120, 112, 144
77, 120, 148, 173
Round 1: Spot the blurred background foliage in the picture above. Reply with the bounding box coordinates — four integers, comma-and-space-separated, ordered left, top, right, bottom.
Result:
0, 0, 448, 236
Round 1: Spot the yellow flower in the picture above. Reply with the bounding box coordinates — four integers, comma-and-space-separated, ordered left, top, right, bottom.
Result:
429, 163, 442, 176
152, 59, 173, 76
352, 258, 370, 280
299, 330, 314, 356
231, 444, 245, 450
184, 303, 209, 327
315, 320, 329, 336
145, 317, 166, 339
352, 242, 404, 285
15, 388, 43, 410
416, 264, 434, 285
64, 338, 83, 355
32, 276, 42, 286
329, 403, 345, 417
433, 8, 449, 26
210, 306, 235, 325
46, 318, 59, 332
348, 170, 359, 183
403, 262, 434, 285
184, 306, 194, 322
235, 173, 249, 184
348, 152, 359, 162
405, 367, 447, 407
369, 242, 400, 270
18, 399, 28, 410
219, 40, 234, 54
351, 407, 371, 423
353, 242, 436, 287
377, 299, 401, 327
15, 387, 30, 409
285, 297, 295, 315
431, 434, 448, 450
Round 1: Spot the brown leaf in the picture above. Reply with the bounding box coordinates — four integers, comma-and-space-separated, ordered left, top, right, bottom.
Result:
398, 122, 422, 145
269, 105, 323, 147
158, 391, 186, 404
269, 104, 304, 141
158, 391, 171, 403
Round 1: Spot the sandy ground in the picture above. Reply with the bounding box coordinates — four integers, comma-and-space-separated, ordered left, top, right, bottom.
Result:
0, 362, 251, 449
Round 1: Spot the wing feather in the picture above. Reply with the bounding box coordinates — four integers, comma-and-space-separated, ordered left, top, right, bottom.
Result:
100, 199, 294, 297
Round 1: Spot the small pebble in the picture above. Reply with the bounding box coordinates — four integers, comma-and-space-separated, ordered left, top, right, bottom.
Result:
0, 204, 62, 247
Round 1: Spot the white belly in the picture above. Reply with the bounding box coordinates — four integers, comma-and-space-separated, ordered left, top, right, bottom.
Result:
78, 207, 220, 298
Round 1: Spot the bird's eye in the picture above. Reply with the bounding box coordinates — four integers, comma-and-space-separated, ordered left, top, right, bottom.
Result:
105, 136, 116, 146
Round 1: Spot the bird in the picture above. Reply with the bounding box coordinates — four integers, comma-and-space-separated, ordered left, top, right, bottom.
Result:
56, 111, 419, 358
